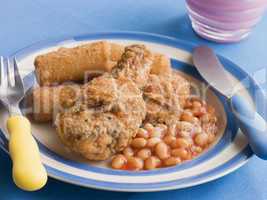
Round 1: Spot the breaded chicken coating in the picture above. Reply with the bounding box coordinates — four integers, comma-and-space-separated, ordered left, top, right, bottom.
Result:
111, 45, 153, 89
144, 72, 190, 126
56, 111, 131, 160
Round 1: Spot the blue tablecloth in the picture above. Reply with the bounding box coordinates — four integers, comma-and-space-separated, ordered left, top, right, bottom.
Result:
0, 1, 266, 199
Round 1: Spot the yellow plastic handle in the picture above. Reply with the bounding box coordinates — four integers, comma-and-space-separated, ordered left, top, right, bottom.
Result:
7, 115, 47, 191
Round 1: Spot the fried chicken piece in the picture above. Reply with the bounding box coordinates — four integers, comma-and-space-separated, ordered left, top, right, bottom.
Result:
56, 111, 131, 160
55, 45, 151, 160
111, 44, 153, 89
144, 72, 190, 126
55, 77, 146, 160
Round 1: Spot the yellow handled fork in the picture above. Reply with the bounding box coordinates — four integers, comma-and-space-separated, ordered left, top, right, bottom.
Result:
0, 56, 47, 191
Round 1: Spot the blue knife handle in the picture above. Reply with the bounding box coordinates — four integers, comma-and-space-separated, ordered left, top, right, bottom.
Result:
230, 94, 267, 159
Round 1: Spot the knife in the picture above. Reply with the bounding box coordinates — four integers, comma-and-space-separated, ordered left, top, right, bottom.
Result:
193, 46, 267, 160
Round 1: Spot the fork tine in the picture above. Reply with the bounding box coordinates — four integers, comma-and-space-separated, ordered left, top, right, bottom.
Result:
6, 58, 13, 87
13, 57, 24, 87
0, 56, 4, 86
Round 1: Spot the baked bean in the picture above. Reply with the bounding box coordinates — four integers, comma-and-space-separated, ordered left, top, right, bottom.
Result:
210, 116, 217, 123
184, 109, 192, 113
180, 112, 194, 123
183, 110, 193, 115
144, 123, 154, 133
208, 133, 216, 143
194, 125, 202, 134
185, 99, 193, 108
164, 157, 181, 166
207, 106, 215, 114
123, 147, 134, 158
131, 138, 147, 149
127, 157, 144, 170
201, 100, 207, 107
111, 154, 127, 169
171, 138, 190, 149
193, 146, 203, 153
167, 124, 177, 136
157, 124, 168, 136
192, 117, 200, 124
194, 133, 209, 147
136, 128, 150, 139
203, 123, 217, 135
157, 124, 168, 131
176, 121, 194, 133
155, 142, 170, 160
192, 101, 202, 108
193, 107, 207, 117
147, 137, 161, 148
171, 148, 189, 160
179, 131, 190, 138
136, 148, 152, 160
163, 134, 176, 145
144, 156, 161, 170
150, 127, 165, 138
200, 113, 211, 123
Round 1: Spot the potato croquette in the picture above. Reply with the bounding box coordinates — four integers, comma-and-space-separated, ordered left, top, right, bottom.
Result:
35, 41, 124, 86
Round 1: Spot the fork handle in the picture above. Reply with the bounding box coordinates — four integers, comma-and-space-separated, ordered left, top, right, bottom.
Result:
7, 116, 47, 191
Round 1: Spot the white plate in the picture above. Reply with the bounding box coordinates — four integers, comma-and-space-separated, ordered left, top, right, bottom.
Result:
0, 32, 263, 192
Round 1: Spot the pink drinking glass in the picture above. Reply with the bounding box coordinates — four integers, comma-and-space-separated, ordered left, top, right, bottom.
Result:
186, 0, 267, 42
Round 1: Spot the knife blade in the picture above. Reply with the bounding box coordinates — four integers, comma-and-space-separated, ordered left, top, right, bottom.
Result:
192, 46, 235, 98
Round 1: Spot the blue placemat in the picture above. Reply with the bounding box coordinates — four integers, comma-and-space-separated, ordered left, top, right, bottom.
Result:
0, 0, 266, 199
